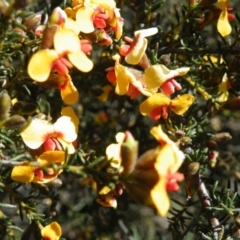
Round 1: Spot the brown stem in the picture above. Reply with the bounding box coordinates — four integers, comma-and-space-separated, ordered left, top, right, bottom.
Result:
197, 175, 222, 239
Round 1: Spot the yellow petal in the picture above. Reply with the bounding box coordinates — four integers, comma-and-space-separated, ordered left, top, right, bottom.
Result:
217, 73, 229, 102
217, 10, 232, 37
170, 94, 194, 115
125, 38, 148, 65
54, 116, 77, 142
150, 125, 174, 145
139, 93, 171, 115
54, 29, 81, 54
60, 79, 79, 104
41, 222, 62, 240
134, 27, 158, 38
215, 0, 228, 10
20, 119, 54, 149
38, 150, 65, 163
75, 7, 95, 33
145, 64, 171, 90
64, 18, 82, 34
151, 179, 170, 216
115, 63, 137, 95
99, 186, 111, 195
145, 65, 190, 91
57, 138, 75, 154
11, 166, 36, 183
28, 49, 59, 82
68, 51, 93, 72
106, 143, 121, 168
116, 132, 125, 143
155, 144, 184, 175
61, 106, 79, 132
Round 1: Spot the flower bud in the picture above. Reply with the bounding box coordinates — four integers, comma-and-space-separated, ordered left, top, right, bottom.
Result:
95, 29, 113, 46
3, 115, 26, 129
121, 131, 138, 174
23, 14, 41, 31
0, 90, 11, 121
49, 7, 67, 25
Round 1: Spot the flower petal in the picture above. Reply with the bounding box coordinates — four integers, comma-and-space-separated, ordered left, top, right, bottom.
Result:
155, 144, 184, 175
64, 18, 82, 34
150, 125, 174, 145
38, 150, 66, 164
145, 64, 171, 90
60, 79, 79, 104
217, 10, 232, 37
170, 94, 194, 115
41, 222, 62, 240
125, 38, 148, 65
54, 29, 81, 54
150, 179, 170, 216
67, 51, 93, 72
54, 116, 77, 142
134, 27, 158, 38
61, 106, 79, 133
20, 119, 54, 149
76, 7, 95, 33
28, 49, 59, 82
11, 166, 36, 183
115, 63, 137, 95
139, 93, 170, 116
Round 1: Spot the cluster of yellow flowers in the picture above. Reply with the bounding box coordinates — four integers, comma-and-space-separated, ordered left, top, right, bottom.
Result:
27, 0, 123, 105
9, 0, 235, 238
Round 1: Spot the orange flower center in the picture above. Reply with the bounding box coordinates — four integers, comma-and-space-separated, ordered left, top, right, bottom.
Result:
150, 106, 168, 121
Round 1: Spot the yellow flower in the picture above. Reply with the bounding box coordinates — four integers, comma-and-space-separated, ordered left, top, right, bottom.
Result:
144, 64, 190, 95
28, 28, 93, 82
119, 28, 158, 65
20, 107, 78, 154
66, 0, 122, 40
113, 55, 151, 97
124, 125, 184, 216
41, 221, 62, 240
139, 93, 194, 120
215, 0, 232, 37
11, 151, 65, 183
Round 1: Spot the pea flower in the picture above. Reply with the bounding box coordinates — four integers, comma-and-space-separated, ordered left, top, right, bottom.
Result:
139, 93, 195, 120
144, 64, 190, 95
20, 107, 78, 154
41, 221, 62, 240
28, 28, 93, 82
96, 186, 118, 208
215, 0, 232, 37
124, 125, 185, 216
66, 0, 123, 40
107, 55, 151, 97
11, 151, 66, 183
119, 27, 158, 65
